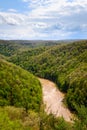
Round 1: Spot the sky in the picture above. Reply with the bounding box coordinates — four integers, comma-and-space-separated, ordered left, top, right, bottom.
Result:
0, 0, 87, 40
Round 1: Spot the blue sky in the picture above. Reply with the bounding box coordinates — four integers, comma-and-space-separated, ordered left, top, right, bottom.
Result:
0, 0, 87, 40
0, 0, 29, 13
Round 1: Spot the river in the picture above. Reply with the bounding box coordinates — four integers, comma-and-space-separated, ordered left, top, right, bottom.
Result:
38, 78, 73, 122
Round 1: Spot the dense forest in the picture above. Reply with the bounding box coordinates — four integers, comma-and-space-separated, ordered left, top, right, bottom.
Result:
9, 40, 87, 111
0, 58, 42, 112
0, 40, 87, 130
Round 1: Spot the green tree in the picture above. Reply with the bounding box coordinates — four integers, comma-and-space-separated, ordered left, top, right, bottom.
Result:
21, 88, 31, 113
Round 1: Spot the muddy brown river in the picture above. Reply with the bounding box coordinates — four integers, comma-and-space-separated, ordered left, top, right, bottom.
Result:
39, 78, 73, 122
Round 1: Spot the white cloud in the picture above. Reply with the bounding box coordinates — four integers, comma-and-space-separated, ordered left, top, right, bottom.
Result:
0, 12, 26, 25
8, 9, 17, 12
0, 0, 87, 39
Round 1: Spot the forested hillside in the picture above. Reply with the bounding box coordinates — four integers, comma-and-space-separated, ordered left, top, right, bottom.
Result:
0, 40, 21, 56
0, 58, 42, 112
9, 40, 87, 111
0, 58, 74, 130
0, 40, 87, 130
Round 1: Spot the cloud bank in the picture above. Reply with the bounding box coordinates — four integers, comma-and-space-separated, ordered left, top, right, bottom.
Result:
0, 0, 87, 39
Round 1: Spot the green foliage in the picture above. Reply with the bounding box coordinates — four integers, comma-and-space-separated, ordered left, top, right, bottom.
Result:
0, 40, 58, 57
9, 40, 87, 111
0, 59, 42, 112
0, 40, 87, 130
73, 105, 87, 130
0, 40, 21, 56
0, 106, 73, 130
0, 105, 87, 130
0, 107, 23, 130
0, 106, 39, 130
66, 63, 87, 110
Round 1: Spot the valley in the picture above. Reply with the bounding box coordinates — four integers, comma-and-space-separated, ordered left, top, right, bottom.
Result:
0, 39, 87, 130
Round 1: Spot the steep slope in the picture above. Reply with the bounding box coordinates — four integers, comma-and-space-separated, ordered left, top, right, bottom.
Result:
0, 58, 42, 112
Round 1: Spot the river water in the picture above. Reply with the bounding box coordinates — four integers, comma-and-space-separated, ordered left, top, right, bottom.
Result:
39, 78, 73, 122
